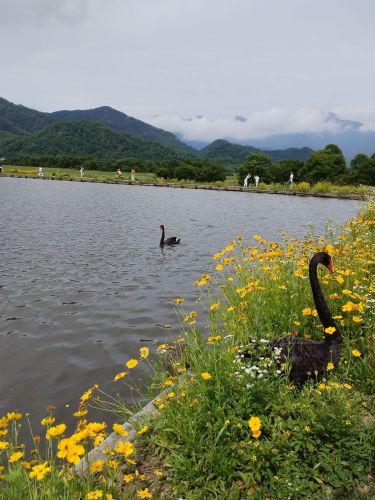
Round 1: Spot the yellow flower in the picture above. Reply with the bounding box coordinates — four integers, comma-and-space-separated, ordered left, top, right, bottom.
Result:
207, 335, 222, 344
201, 372, 212, 380
107, 459, 119, 468
210, 303, 220, 311
81, 388, 94, 402
227, 306, 235, 312
29, 462, 52, 481
154, 469, 164, 477
73, 410, 88, 418
114, 440, 134, 456
302, 307, 312, 316
126, 359, 139, 369
106, 495, 114, 500
324, 327, 336, 335
137, 425, 149, 435
124, 473, 134, 483
46, 423, 66, 439
113, 423, 128, 436
336, 275, 344, 284
41, 416, 55, 426
140, 347, 150, 359
0, 441, 9, 450
20, 461, 31, 469
252, 429, 262, 439
248, 416, 261, 432
89, 460, 105, 473
215, 264, 223, 271
86, 490, 103, 500
344, 384, 352, 390
6, 412, 22, 421
351, 349, 361, 357
57, 438, 85, 464
0, 417, 7, 429
174, 297, 184, 304
352, 316, 362, 323
114, 371, 127, 381
326, 362, 334, 371
137, 488, 153, 499
9, 451, 24, 463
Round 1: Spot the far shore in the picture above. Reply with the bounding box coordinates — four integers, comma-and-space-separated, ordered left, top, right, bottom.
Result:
0, 172, 365, 200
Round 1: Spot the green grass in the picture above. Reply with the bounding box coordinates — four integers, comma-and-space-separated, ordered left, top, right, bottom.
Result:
1, 166, 373, 196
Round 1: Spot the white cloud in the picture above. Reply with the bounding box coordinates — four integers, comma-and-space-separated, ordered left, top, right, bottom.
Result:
146, 107, 375, 143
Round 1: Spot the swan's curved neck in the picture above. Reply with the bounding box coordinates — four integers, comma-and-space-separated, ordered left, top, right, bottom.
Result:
309, 256, 341, 343
160, 228, 165, 246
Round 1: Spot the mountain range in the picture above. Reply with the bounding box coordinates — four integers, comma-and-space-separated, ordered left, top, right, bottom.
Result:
0, 97, 318, 164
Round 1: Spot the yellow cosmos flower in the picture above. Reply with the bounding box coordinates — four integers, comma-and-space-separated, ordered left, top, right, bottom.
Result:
114, 440, 134, 456
326, 362, 334, 371
174, 297, 184, 304
89, 460, 105, 473
57, 438, 85, 464
344, 384, 352, 390
252, 429, 262, 439
227, 306, 235, 312
352, 316, 362, 323
40, 416, 55, 426
46, 423, 66, 439
137, 488, 153, 499
201, 372, 212, 380
154, 469, 164, 477
336, 275, 344, 284
126, 359, 139, 369
113, 423, 128, 436
73, 410, 88, 418
106, 494, 114, 500
324, 327, 336, 335
86, 490, 103, 500
0, 417, 7, 429
215, 264, 223, 271
140, 347, 150, 359
0, 441, 9, 450
9, 451, 24, 463
210, 303, 220, 311
248, 416, 262, 432
114, 371, 127, 381
302, 307, 312, 316
29, 462, 52, 481
207, 335, 222, 344
6, 412, 22, 421
351, 349, 361, 357
137, 425, 149, 435
124, 473, 134, 483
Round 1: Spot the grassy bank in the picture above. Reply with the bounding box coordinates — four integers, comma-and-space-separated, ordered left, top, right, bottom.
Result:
132, 199, 374, 498
1, 165, 373, 197
0, 198, 374, 499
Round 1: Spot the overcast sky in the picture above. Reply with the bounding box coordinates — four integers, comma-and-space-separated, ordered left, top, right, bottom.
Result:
1, 0, 375, 140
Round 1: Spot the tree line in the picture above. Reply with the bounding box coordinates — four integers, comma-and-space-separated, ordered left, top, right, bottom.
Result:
238, 145, 375, 186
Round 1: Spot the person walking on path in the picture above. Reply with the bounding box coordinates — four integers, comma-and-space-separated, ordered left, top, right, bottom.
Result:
288, 172, 294, 185
38, 166, 44, 177
243, 173, 251, 187
254, 175, 260, 187
80, 166, 85, 179
116, 168, 123, 179
131, 169, 136, 182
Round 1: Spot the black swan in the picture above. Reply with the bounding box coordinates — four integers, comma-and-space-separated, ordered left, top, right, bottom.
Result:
244, 252, 342, 384
160, 225, 180, 246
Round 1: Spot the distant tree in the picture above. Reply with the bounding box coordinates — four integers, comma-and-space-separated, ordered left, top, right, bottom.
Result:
196, 163, 226, 182
238, 152, 273, 185
175, 164, 197, 181
349, 153, 375, 185
299, 144, 347, 183
269, 159, 305, 183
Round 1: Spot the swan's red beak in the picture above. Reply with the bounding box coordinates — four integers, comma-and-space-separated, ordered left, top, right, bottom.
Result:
327, 260, 334, 273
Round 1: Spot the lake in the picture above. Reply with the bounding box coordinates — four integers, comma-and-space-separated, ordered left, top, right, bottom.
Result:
0, 177, 360, 431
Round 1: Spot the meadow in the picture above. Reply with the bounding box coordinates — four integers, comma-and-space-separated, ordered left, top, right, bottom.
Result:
0, 188, 374, 498
2, 165, 373, 198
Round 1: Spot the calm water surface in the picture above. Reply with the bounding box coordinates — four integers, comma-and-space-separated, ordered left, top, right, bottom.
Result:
0, 178, 360, 430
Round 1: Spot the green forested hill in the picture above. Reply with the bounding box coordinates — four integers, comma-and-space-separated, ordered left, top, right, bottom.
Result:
199, 139, 313, 165
0, 121, 193, 161
51, 106, 194, 154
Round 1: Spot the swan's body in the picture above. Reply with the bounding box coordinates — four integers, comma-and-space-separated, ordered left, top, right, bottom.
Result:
160, 225, 180, 246
245, 252, 342, 384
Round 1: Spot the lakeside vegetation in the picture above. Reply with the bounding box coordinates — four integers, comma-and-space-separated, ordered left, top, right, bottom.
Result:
0, 198, 374, 499
1, 165, 373, 198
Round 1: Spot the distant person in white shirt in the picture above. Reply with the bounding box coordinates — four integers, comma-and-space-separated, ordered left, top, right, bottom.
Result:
254, 175, 260, 187
243, 173, 251, 187
131, 168, 136, 182
288, 172, 294, 184
80, 166, 85, 179
38, 166, 44, 177
116, 168, 123, 179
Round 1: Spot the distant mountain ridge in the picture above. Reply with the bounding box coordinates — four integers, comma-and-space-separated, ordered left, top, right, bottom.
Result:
0, 97, 315, 164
